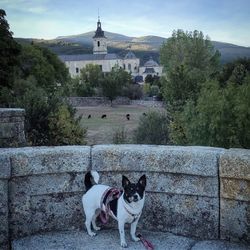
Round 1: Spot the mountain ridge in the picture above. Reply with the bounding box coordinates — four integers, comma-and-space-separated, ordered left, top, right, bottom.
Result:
15, 31, 250, 64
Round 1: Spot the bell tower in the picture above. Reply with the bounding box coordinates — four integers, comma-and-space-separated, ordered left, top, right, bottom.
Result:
93, 17, 107, 54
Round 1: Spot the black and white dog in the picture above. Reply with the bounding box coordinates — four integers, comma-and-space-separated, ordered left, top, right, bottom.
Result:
82, 171, 146, 248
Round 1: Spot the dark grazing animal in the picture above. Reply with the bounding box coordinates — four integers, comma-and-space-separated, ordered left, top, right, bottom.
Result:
101, 114, 107, 119
88, 114, 91, 119
142, 112, 147, 116
126, 114, 130, 120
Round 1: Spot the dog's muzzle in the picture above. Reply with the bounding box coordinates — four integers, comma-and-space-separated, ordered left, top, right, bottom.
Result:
133, 194, 139, 202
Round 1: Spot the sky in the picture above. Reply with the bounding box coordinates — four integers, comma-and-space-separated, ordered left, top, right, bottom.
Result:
1, 0, 250, 47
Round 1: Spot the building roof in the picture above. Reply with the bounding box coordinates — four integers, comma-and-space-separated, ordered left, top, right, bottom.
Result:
124, 51, 137, 59
93, 18, 106, 38
143, 67, 155, 74
144, 57, 159, 67
58, 53, 122, 62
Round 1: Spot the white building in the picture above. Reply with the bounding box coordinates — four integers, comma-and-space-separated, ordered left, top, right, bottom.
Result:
139, 57, 163, 81
59, 18, 162, 82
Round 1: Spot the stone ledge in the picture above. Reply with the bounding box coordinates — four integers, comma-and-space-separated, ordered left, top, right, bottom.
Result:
220, 148, 250, 180
1, 146, 90, 177
0, 108, 25, 118
92, 145, 224, 177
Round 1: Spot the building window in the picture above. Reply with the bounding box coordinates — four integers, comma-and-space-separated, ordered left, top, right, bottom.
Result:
76, 67, 79, 73
99, 65, 102, 71
97, 41, 100, 47
128, 64, 131, 71
123, 64, 126, 70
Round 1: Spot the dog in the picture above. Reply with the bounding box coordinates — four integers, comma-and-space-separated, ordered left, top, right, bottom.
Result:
82, 171, 146, 248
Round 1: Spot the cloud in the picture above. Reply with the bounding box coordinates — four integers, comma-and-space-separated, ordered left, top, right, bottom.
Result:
1, 0, 49, 14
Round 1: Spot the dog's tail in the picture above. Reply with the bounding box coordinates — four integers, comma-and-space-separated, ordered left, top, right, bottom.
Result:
84, 170, 100, 192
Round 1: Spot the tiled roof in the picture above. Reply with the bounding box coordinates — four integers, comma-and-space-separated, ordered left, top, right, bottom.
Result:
58, 53, 122, 62
144, 57, 159, 67
124, 51, 137, 59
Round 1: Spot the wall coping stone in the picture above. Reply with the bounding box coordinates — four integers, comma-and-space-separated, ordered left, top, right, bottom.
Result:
92, 144, 225, 177
0, 108, 25, 118
220, 148, 250, 180
0, 146, 91, 177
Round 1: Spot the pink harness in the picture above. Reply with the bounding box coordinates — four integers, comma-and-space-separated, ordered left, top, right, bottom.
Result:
99, 187, 121, 224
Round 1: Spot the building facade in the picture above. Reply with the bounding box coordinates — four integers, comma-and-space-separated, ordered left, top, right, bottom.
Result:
59, 18, 163, 82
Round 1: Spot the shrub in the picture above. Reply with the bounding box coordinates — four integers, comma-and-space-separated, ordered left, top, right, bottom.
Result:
113, 127, 128, 144
134, 111, 171, 145
48, 105, 87, 145
13, 77, 87, 146
122, 84, 143, 100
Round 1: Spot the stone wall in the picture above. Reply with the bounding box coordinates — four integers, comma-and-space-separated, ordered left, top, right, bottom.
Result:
131, 100, 164, 108
67, 97, 131, 107
0, 109, 26, 148
0, 145, 249, 249
220, 149, 250, 243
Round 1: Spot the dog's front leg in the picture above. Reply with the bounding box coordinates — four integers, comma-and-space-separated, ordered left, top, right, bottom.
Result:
130, 217, 140, 242
118, 220, 127, 248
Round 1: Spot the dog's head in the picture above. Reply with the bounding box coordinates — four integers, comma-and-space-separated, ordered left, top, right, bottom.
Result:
122, 175, 146, 203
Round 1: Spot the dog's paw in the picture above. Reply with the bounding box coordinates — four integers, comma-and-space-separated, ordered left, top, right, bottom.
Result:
120, 242, 128, 248
131, 236, 140, 242
88, 232, 96, 237
94, 226, 101, 231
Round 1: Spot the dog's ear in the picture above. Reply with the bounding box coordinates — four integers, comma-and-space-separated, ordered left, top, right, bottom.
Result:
138, 174, 146, 188
122, 175, 130, 188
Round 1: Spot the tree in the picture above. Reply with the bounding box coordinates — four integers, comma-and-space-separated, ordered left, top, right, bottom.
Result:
80, 64, 103, 88
0, 11, 86, 146
0, 9, 21, 105
72, 64, 103, 96
160, 29, 220, 110
134, 111, 170, 145
18, 44, 71, 95
121, 83, 143, 100
173, 59, 250, 148
102, 65, 131, 105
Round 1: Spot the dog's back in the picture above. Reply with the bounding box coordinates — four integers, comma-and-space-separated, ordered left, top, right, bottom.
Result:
82, 171, 109, 211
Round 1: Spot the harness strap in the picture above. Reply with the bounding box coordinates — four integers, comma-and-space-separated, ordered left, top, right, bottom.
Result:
99, 188, 121, 224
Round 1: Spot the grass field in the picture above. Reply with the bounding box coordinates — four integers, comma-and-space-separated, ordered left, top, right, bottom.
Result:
76, 105, 164, 145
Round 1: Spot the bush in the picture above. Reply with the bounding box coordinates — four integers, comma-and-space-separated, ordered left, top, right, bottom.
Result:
122, 84, 143, 100
113, 127, 128, 144
48, 105, 87, 145
134, 111, 171, 145
13, 77, 87, 146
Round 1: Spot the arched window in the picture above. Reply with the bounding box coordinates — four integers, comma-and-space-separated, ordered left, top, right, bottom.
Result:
97, 41, 100, 47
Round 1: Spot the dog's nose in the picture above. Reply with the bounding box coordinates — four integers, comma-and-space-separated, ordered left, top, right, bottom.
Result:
133, 194, 138, 201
